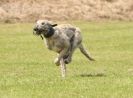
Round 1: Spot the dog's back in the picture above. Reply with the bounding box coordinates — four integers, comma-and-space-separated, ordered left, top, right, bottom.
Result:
55, 24, 81, 39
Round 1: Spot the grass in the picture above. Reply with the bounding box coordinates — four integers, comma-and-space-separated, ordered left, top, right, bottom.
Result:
0, 21, 133, 98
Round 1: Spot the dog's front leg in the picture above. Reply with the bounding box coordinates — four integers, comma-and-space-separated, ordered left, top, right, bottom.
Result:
60, 58, 66, 77
54, 47, 69, 66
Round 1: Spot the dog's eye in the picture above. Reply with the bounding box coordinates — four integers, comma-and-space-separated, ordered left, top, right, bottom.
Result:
42, 22, 45, 25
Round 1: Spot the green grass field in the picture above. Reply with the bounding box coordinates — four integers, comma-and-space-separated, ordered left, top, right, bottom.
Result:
0, 21, 133, 98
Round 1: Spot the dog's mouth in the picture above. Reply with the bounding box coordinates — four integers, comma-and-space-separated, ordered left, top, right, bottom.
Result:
33, 28, 43, 35
33, 28, 49, 36
33, 28, 46, 40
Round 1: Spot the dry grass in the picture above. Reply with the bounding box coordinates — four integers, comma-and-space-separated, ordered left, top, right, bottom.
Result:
0, 0, 133, 22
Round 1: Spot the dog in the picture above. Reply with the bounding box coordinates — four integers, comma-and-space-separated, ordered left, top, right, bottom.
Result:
33, 20, 95, 77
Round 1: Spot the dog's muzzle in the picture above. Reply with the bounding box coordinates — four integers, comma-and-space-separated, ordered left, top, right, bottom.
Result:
33, 27, 42, 35
33, 27, 44, 40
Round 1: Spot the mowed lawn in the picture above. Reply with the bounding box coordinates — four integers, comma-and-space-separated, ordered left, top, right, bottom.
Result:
0, 21, 133, 98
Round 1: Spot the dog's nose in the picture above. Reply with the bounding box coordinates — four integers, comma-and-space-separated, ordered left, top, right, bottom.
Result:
33, 27, 38, 31
33, 27, 38, 35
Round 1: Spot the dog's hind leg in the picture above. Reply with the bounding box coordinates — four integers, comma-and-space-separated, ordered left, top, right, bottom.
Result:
79, 44, 95, 61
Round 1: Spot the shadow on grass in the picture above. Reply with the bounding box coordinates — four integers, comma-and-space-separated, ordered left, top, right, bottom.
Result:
78, 73, 106, 77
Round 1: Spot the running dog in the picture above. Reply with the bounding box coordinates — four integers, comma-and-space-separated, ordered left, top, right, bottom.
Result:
33, 20, 95, 77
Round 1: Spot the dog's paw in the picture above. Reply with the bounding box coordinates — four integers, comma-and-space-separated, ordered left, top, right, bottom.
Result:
64, 58, 71, 64
54, 58, 60, 66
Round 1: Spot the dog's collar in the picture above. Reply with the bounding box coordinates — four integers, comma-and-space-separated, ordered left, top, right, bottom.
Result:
43, 27, 55, 38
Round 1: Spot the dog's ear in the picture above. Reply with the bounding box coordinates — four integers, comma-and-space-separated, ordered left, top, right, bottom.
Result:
35, 19, 38, 23
51, 24, 58, 27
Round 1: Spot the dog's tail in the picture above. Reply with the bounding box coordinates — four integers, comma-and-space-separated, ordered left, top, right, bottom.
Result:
79, 44, 95, 61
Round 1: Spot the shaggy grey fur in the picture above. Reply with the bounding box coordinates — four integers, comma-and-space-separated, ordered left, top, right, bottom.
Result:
33, 20, 95, 77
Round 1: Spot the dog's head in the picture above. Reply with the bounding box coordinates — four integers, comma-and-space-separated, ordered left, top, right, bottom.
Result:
33, 20, 57, 38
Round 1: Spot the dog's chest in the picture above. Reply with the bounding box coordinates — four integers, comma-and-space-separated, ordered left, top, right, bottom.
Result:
45, 39, 64, 53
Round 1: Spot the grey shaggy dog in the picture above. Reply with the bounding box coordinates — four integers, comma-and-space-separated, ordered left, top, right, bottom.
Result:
33, 20, 95, 77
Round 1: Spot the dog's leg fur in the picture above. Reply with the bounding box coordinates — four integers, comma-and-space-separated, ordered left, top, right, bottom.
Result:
54, 42, 70, 66
79, 44, 95, 61
64, 33, 81, 64
54, 48, 68, 65
64, 46, 76, 64
60, 58, 66, 77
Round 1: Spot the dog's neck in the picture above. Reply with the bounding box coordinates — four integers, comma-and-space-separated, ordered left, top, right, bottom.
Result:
43, 27, 55, 38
